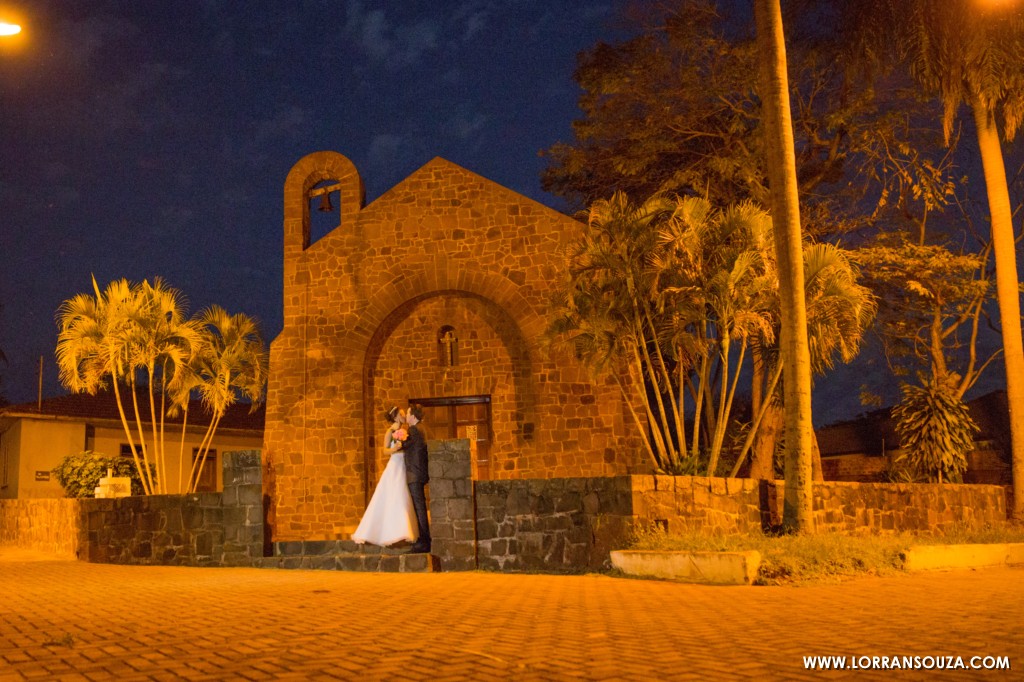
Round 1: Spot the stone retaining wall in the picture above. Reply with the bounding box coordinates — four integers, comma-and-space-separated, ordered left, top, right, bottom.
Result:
475, 476, 634, 572
2, 443, 1011, 575
808, 480, 1007, 532
629, 476, 1008, 534
79, 450, 263, 566
0, 498, 81, 558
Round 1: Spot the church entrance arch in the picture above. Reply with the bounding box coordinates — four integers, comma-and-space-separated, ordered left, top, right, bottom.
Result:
362, 290, 535, 502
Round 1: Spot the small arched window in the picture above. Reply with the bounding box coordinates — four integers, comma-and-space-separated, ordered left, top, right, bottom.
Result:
438, 325, 458, 367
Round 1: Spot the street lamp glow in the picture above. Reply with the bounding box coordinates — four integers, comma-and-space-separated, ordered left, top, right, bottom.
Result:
0, 22, 21, 36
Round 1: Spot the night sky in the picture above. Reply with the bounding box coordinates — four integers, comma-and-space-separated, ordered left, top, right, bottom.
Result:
0, 0, 629, 406
0, 1, 1011, 427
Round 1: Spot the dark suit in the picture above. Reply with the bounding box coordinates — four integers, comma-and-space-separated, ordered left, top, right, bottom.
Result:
404, 424, 430, 547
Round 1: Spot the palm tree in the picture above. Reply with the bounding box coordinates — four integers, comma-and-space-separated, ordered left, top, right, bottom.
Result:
656, 199, 777, 476
185, 306, 268, 493
56, 276, 156, 494
731, 242, 877, 478
846, 0, 1024, 521
127, 279, 201, 493
551, 193, 784, 476
755, 0, 815, 532
549, 192, 685, 472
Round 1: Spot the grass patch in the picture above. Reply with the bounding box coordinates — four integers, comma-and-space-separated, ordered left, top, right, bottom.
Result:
626, 524, 1024, 585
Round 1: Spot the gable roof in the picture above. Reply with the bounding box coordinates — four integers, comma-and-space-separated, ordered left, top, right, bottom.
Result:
0, 391, 264, 432
366, 156, 580, 223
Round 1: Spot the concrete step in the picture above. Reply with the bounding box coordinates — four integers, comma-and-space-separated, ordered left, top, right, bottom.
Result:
260, 539, 437, 573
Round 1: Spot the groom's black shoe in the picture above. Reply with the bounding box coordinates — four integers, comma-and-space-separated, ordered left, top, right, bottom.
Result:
409, 541, 431, 554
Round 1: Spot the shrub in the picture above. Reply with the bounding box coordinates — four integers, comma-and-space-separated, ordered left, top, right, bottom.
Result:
51, 451, 149, 498
891, 375, 978, 483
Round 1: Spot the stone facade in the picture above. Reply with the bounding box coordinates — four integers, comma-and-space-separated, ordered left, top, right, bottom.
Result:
263, 151, 643, 542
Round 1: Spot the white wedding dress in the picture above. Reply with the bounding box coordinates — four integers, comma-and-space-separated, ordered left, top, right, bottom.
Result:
351, 450, 418, 546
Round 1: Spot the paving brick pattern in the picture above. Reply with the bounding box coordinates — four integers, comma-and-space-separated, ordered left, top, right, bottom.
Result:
1, 548, 1021, 680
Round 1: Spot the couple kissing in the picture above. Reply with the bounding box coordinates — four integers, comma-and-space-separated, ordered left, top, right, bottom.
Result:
351, 404, 431, 554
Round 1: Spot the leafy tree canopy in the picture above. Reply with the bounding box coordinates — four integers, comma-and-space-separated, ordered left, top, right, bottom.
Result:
541, 0, 957, 240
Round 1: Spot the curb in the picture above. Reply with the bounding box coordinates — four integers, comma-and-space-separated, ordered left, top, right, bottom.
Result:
901, 542, 1024, 571
609, 549, 761, 585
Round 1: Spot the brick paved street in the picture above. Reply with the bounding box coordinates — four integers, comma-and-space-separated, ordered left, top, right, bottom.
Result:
0, 547, 1020, 681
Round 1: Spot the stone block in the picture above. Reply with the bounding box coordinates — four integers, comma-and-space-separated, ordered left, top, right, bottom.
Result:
183, 506, 204, 530
431, 479, 454, 499
402, 553, 432, 572
453, 524, 477, 543
276, 541, 304, 556
446, 498, 474, 521
195, 533, 214, 556
431, 521, 453, 540
610, 550, 761, 585
223, 506, 247, 529
235, 484, 262, 507
197, 492, 221, 508
554, 492, 582, 513
475, 519, 498, 540
302, 540, 335, 555
223, 450, 262, 471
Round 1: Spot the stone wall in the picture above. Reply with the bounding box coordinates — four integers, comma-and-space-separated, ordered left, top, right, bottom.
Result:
629, 475, 769, 534
629, 476, 1008, 535
476, 476, 635, 573
808, 481, 1007, 533
0, 498, 81, 558
79, 451, 263, 567
474, 473, 1010, 573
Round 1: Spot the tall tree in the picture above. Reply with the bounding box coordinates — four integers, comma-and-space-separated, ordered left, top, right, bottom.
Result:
185, 305, 268, 494
847, 0, 1024, 520
755, 0, 814, 532
541, 0, 951, 242
856, 236, 996, 400
56, 277, 156, 494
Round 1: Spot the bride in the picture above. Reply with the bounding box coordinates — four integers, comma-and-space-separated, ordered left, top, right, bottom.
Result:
351, 406, 419, 546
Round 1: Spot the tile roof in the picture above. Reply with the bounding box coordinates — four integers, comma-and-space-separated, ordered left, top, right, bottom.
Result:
0, 390, 264, 432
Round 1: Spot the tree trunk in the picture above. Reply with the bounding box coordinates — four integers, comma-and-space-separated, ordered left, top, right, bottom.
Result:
755, 0, 814, 533
811, 430, 823, 482
751, 401, 783, 480
972, 101, 1024, 523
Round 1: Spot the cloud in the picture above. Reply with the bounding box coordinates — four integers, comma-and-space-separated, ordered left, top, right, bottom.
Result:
343, 1, 440, 69
58, 14, 141, 69
449, 111, 489, 142
366, 133, 405, 172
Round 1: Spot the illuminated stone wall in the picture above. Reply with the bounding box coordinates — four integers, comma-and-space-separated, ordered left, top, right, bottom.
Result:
629, 476, 1010, 535
263, 152, 644, 542
0, 498, 81, 557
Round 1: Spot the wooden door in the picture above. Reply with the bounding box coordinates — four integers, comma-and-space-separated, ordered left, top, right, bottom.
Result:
411, 396, 492, 479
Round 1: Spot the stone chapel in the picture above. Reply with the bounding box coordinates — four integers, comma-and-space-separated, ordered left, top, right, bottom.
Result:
263, 151, 644, 542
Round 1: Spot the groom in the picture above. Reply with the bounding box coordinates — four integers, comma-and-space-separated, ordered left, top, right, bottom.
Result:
404, 404, 431, 553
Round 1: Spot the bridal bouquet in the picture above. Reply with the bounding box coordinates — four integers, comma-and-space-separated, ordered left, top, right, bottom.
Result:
392, 428, 409, 443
